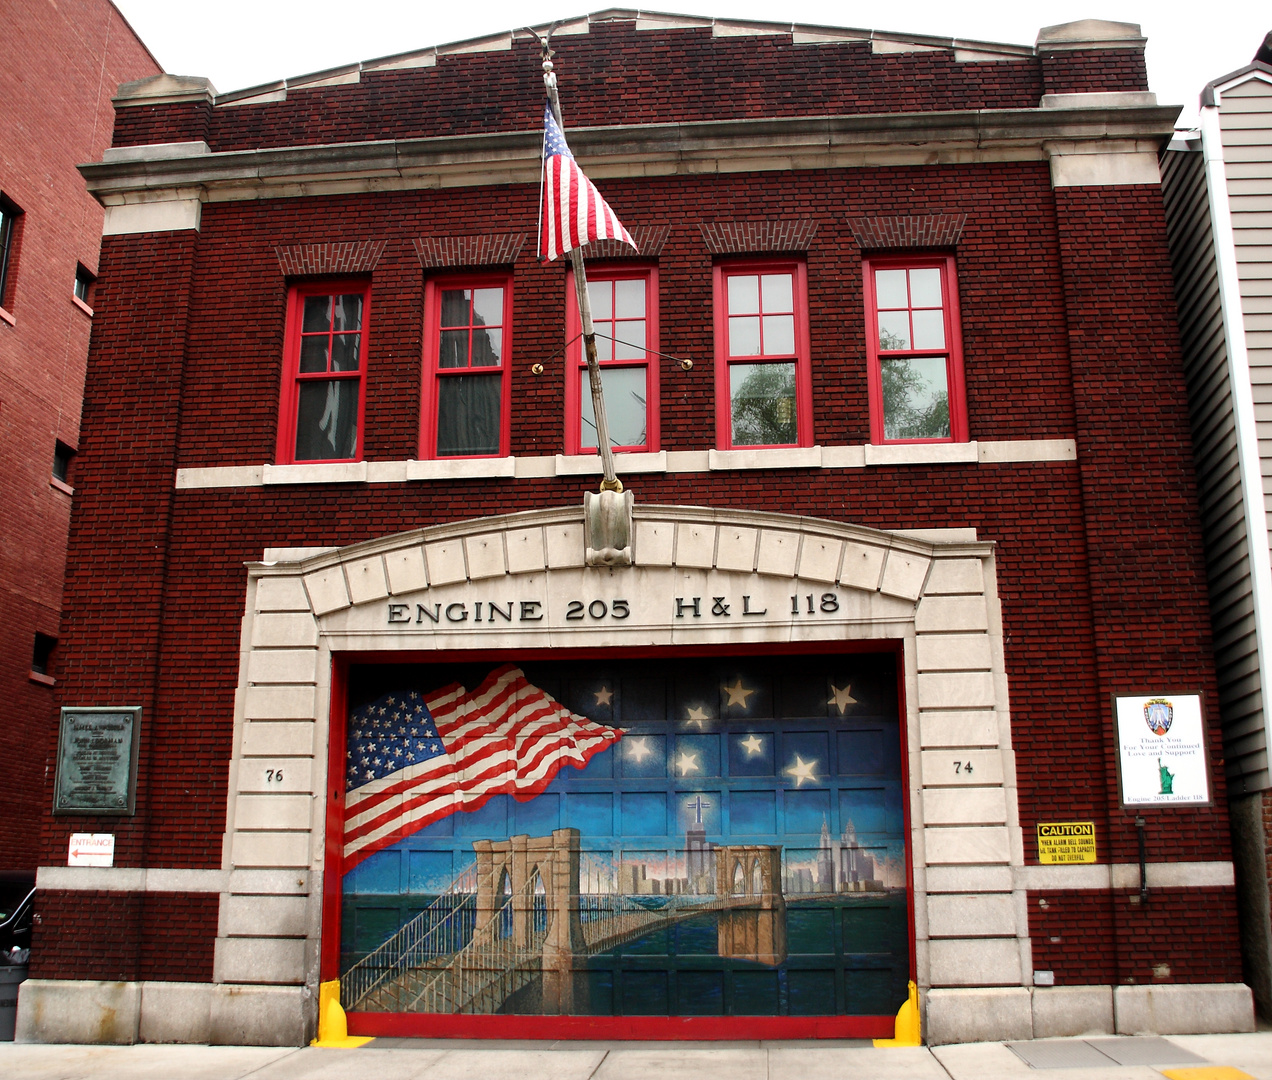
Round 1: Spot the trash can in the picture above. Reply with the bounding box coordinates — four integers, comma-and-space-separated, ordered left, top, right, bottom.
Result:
0, 963, 26, 1041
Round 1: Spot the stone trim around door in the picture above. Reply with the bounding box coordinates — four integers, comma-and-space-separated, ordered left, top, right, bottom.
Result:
218, 503, 1024, 1042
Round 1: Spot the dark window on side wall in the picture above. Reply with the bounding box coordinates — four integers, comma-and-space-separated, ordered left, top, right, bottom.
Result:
53, 440, 74, 483
32, 633, 56, 676
74, 264, 94, 304
0, 194, 22, 310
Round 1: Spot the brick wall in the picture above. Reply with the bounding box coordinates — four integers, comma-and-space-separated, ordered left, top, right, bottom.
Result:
1039, 49, 1149, 95
0, 0, 159, 874
30, 889, 217, 982
45, 24, 1232, 989
1028, 888, 1243, 985
45, 230, 199, 867
112, 21, 1048, 151
1053, 186, 1229, 870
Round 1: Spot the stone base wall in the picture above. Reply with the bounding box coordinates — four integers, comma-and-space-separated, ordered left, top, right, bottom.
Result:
16, 977, 1255, 1047
925, 983, 1256, 1045
15, 979, 309, 1046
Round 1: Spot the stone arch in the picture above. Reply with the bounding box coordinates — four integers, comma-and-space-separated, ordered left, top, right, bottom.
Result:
221, 502, 1025, 1014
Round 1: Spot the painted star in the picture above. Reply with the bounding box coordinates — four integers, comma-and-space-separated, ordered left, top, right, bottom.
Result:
594, 686, 614, 706
685, 706, 710, 729
627, 737, 653, 764
827, 683, 857, 715
723, 679, 756, 708
785, 755, 818, 787
675, 751, 701, 775
740, 734, 764, 757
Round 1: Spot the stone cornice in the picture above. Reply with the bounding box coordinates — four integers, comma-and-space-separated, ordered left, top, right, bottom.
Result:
81, 105, 1182, 206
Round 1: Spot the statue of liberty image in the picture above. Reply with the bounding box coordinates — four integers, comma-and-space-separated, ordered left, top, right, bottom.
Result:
1158, 757, 1175, 795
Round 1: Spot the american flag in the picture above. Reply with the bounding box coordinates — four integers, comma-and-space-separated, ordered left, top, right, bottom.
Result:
539, 102, 638, 261
342, 664, 622, 869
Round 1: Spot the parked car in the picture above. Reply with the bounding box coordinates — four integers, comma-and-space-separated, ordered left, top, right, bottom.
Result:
0, 875, 34, 959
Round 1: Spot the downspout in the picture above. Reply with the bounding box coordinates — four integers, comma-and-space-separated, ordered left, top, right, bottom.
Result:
1200, 96, 1272, 787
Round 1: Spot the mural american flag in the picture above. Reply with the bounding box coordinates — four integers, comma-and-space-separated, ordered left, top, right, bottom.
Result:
342, 664, 622, 868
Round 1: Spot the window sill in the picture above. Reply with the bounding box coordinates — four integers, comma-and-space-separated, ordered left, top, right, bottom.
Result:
174, 439, 1077, 490
709, 446, 823, 471
863, 442, 979, 466
405, 457, 516, 481
50, 477, 74, 496
29, 671, 55, 687
0, 306, 13, 327
263, 461, 368, 485
72, 295, 94, 317
555, 452, 667, 476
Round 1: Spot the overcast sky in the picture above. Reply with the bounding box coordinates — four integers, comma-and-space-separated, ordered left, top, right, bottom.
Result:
113, 1, 1267, 130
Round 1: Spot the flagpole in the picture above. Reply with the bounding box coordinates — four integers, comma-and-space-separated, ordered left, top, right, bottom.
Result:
542, 55, 623, 494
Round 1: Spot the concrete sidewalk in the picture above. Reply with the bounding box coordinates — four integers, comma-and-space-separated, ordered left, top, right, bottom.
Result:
4, 1033, 1272, 1080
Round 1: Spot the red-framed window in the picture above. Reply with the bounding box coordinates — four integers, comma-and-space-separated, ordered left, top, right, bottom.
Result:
421, 276, 512, 459
276, 281, 370, 464
863, 254, 966, 444
565, 267, 659, 455
713, 261, 812, 449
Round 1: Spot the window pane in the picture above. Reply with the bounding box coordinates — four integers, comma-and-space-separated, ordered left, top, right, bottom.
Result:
874, 269, 908, 309
437, 374, 501, 456
299, 336, 330, 373
589, 280, 613, 321
614, 278, 645, 319
730, 362, 797, 446
729, 315, 761, 356
471, 327, 502, 367
761, 273, 793, 313
613, 319, 646, 360
595, 330, 613, 362
438, 329, 468, 368
302, 295, 332, 332
911, 309, 946, 350
580, 367, 647, 450
909, 267, 943, 308
295, 379, 359, 460
727, 274, 760, 315
762, 314, 795, 355
333, 294, 363, 332
331, 333, 361, 372
877, 311, 910, 351
471, 287, 503, 329
881, 356, 950, 441
440, 289, 470, 327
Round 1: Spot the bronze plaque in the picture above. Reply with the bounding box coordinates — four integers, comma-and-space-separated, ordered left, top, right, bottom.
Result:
53, 707, 141, 815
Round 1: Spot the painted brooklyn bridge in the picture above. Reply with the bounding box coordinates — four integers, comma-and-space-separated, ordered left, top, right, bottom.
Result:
338, 655, 908, 1018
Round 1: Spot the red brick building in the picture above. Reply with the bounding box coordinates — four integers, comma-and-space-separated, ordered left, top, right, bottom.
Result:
0, 0, 158, 880
19, 10, 1255, 1047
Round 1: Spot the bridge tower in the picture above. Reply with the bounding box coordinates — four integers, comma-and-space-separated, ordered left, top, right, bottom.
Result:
471, 828, 586, 1013
714, 845, 788, 966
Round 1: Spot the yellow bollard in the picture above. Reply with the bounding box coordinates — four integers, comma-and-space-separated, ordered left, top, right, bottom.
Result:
310, 979, 374, 1048
873, 980, 921, 1047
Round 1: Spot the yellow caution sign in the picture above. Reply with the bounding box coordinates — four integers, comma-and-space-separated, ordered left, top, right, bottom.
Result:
1037, 821, 1097, 864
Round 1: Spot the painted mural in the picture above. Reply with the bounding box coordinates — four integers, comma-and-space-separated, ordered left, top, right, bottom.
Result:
338, 654, 909, 1017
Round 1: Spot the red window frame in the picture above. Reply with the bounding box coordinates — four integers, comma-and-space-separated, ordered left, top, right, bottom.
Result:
712, 260, 813, 450
863, 254, 967, 444
565, 266, 660, 455
421, 274, 513, 460
276, 280, 371, 465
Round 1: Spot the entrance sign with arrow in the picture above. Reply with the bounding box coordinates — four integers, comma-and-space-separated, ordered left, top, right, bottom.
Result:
67, 833, 115, 867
